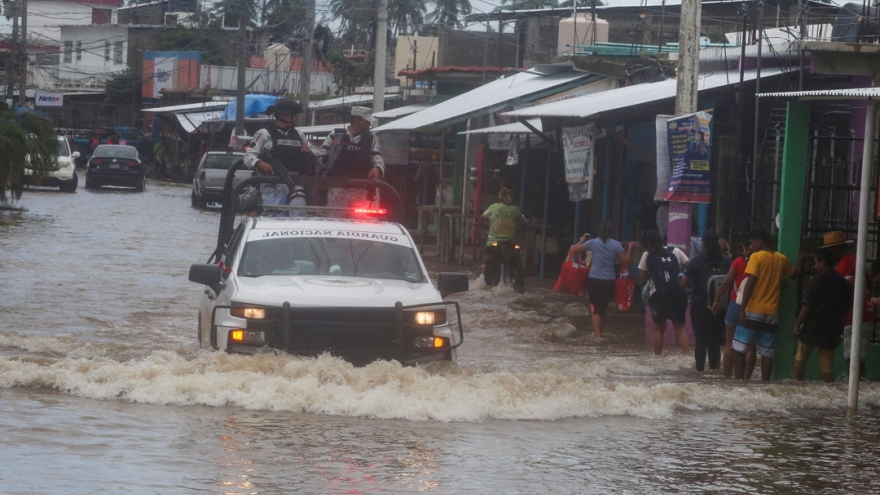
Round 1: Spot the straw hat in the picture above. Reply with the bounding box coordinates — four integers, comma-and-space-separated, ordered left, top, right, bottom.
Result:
818, 231, 853, 249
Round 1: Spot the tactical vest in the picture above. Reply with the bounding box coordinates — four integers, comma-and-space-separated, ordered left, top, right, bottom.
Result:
265, 124, 314, 176
327, 132, 378, 178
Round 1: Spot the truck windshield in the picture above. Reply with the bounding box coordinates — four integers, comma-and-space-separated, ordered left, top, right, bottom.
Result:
239, 237, 424, 283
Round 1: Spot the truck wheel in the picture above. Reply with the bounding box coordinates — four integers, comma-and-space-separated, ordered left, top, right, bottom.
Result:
191, 190, 199, 207
59, 173, 77, 193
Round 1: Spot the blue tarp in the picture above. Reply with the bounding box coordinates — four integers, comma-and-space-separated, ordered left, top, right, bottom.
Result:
14, 106, 50, 122
220, 95, 279, 121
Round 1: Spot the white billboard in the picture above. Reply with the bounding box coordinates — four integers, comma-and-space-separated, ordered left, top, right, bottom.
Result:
35, 92, 64, 107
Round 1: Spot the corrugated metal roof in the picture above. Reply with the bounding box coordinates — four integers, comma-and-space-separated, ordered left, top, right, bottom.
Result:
373, 65, 595, 133
373, 104, 431, 119
177, 111, 224, 133
460, 118, 543, 135
757, 88, 880, 100
142, 101, 228, 113
310, 94, 401, 111
505, 67, 789, 119
398, 66, 515, 77
464, 0, 836, 22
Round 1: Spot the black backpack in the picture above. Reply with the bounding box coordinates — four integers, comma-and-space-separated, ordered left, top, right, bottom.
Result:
648, 246, 681, 290
705, 260, 729, 311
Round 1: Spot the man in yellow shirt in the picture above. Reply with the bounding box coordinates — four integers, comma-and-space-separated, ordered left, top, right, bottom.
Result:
732, 230, 794, 381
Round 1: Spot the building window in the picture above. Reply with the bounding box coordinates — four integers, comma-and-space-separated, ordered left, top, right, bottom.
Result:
114, 41, 123, 64
92, 8, 111, 24
63, 41, 72, 63
105, 42, 110, 62
76, 41, 82, 61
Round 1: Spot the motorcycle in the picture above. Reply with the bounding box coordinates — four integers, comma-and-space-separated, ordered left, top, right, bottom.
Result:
483, 240, 525, 293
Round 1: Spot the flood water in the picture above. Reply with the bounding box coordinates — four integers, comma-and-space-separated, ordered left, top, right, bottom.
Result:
2, 178, 880, 494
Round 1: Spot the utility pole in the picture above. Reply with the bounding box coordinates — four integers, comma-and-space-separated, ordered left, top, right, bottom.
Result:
19, 0, 27, 106
6, 0, 19, 103
298, 0, 315, 120
235, 16, 247, 143
667, 0, 702, 253
372, 0, 388, 113
675, 0, 700, 117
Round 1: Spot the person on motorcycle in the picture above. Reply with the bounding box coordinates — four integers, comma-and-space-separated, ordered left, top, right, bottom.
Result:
243, 98, 319, 214
481, 187, 526, 292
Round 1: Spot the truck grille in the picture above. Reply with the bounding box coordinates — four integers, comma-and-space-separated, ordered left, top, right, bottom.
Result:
249, 306, 432, 362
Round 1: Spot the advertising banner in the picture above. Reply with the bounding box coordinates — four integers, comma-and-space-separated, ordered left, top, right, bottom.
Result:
35, 92, 63, 107
142, 51, 201, 99
562, 124, 596, 201
662, 111, 712, 203
654, 114, 673, 201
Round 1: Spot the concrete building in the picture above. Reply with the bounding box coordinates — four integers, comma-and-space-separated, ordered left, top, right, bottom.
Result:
28, 0, 122, 45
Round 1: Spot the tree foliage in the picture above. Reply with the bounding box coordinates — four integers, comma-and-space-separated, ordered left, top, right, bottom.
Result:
151, 26, 238, 66
427, 0, 471, 29
0, 108, 59, 203
327, 50, 375, 95
103, 70, 142, 106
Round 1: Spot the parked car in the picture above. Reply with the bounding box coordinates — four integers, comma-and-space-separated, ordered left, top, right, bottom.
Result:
85, 145, 146, 191
191, 151, 250, 208
24, 136, 79, 193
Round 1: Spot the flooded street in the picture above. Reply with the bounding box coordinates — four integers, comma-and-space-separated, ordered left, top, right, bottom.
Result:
2, 178, 880, 494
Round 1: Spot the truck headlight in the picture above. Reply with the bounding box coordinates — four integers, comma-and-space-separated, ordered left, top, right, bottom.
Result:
231, 307, 266, 319
229, 329, 266, 345
412, 309, 446, 326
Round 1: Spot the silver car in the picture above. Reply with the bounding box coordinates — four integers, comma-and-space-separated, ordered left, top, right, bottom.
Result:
191, 151, 251, 208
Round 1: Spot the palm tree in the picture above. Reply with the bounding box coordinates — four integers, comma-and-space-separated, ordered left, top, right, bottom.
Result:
388, 0, 426, 36
329, 0, 378, 47
0, 108, 59, 203
426, 0, 471, 29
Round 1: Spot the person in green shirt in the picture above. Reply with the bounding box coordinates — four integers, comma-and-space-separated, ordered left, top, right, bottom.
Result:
481, 187, 526, 292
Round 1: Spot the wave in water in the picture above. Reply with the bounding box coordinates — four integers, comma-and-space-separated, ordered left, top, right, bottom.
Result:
0, 345, 876, 422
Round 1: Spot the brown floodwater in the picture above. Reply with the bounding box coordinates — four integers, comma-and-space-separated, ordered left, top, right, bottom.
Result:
1, 177, 879, 494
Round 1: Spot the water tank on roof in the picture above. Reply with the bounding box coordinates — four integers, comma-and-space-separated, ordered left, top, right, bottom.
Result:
557, 13, 610, 56
831, 3, 878, 43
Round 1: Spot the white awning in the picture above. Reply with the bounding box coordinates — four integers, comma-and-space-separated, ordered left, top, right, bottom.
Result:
373, 65, 596, 133
298, 124, 346, 137
505, 67, 789, 119
177, 110, 224, 133
460, 118, 543, 135
142, 101, 229, 113
373, 104, 431, 119
758, 87, 880, 100
309, 94, 401, 111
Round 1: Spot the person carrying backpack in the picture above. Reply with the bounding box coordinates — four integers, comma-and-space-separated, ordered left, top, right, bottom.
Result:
638, 229, 690, 355
682, 231, 731, 371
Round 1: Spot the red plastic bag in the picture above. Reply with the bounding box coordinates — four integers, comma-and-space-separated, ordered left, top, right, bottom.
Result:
615, 269, 635, 311
553, 257, 591, 297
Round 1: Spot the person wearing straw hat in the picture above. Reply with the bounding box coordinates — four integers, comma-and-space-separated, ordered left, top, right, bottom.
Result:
819, 230, 870, 371
322, 106, 385, 208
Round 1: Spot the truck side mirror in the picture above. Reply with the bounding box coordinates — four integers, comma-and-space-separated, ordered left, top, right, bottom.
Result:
189, 263, 223, 294
437, 272, 469, 298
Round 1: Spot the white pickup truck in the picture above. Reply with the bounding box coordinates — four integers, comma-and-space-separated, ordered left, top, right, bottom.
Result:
189, 176, 469, 366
